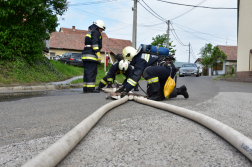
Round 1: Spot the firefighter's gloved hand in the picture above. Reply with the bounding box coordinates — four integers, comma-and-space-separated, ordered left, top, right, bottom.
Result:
115, 86, 125, 93
96, 52, 101, 62
120, 90, 128, 98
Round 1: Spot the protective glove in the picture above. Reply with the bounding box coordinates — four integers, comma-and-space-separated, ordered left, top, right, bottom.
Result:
96, 52, 101, 62
120, 90, 128, 98
115, 86, 125, 93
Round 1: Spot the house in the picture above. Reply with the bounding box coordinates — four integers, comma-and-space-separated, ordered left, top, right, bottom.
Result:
217, 45, 237, 75
194, 45, 237, 76
237, 0, 252, 78
48, 26, 132, 63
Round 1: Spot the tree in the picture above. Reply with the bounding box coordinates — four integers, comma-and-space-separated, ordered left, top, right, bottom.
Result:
0, 0, 67, 63
151, 33, 176, 57
199, 43, 227, 75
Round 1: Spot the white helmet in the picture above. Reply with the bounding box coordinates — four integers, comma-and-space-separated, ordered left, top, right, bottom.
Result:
122, 46, 138, 61
93, 20, 106, 31
118, 60, 129, 72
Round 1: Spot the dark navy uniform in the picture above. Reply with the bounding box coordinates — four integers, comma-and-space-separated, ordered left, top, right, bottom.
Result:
98, 62, 133, 89
123, 52, 176, 96
82, 24, 102, 92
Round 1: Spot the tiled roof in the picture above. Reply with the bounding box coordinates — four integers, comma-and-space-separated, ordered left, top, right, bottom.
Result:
103, 38, 132, 54
60, 27, 108, 39
50, 32, 85, 50
50, 29, 132, 54
194, 58, 202, 63
217, 45, 237, 61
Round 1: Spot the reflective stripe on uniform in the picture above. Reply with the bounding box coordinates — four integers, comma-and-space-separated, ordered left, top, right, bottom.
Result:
107, 78, 113, 82
92, 44, 99, 50
83, 82, 87, 87
99, 36, 101, 39
82, 54, 98, 61
127, 78, 137, 86
141, 53, 150, 63
86, 34, 91, 38
101, 79, 107, 85
146, 77, 159, 84
83, 82, 95, 88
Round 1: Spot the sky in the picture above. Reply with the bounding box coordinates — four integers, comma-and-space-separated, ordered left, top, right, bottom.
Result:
56, 0, 238, 63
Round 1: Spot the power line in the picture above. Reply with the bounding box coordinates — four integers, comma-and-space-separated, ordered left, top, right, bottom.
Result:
138, 1, 166, 22
141, 0, 167, 22
171, 22, 218, 44
170, 23, 187, 46
173, 22, 237, 41
170, 0, 207, 20
156, 0, 237, 9
68, 0, 118, 6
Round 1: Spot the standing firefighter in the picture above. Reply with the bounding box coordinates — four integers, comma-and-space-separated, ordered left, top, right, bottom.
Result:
116, 46, 189, 101
82, 20, 106, 93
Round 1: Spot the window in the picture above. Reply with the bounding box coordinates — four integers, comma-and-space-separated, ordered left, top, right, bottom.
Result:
50, 52, 55, 59
214, 62, 223, 70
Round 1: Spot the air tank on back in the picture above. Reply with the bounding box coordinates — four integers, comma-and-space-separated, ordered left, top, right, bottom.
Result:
138, 44, 169, 56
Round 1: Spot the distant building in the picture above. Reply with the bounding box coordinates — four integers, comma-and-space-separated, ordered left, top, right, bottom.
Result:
194, 45, 237, 76
48, 26, 132, 63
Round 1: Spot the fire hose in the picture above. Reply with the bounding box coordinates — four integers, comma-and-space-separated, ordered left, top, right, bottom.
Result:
22, 95, 252, 166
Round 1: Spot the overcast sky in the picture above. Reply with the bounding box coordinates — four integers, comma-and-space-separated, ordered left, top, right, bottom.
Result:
56, 0, 237, 63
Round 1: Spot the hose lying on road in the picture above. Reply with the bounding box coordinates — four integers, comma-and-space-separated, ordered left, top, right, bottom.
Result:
133, 96, 252, 161
22, 96, 129, 167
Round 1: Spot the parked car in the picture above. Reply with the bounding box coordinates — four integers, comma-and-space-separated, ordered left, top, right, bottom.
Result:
54, 55, 62, 60
179, 63, 199, 77
58, 52, 83, 67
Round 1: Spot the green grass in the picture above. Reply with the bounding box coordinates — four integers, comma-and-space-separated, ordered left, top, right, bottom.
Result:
50, 60, 83, 77
0, 57, 83, 86
0, 57, 143, 86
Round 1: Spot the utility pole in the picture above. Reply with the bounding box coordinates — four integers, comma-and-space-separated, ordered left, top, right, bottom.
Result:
188, 42, 190, 63
167, 20, 170, 49
132, 0, 137, 48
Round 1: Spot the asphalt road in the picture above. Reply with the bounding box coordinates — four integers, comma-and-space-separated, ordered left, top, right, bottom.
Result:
1, 76, 252, 166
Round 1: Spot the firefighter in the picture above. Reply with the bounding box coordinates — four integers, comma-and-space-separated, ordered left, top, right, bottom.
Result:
116, 46, 189, 101
96, 54, 139, 91
82, 20, 106, 93
96, 59, 132, 90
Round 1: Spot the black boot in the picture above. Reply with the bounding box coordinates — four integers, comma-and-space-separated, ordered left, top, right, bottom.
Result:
147, 91, 164, 101
134, 86, 139, 91
107, 84, 113, 88
83, 87, 87, 93
87, 88, 100, 93
95, 87, 101, 91
177, 85, 189, 98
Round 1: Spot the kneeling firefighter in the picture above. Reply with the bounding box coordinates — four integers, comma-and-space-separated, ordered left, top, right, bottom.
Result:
96, 59, 132, 90
116, 46, 189, 101
82, 20, 106, 93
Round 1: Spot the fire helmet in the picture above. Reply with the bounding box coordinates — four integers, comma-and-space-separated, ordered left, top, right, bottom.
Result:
122, 46, 138, 61
93, 20, 106, 30
118, 60, 129, 72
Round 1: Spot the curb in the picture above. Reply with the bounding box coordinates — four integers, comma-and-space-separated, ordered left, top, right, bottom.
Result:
0, 85, 57, 93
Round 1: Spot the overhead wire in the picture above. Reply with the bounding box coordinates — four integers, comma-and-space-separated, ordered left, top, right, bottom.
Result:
170, 22, 187, 46
141, 0, 167, 22
138, 1, 167, 22
68, 0, 118, 6
156, 0, 237, 9
173, 22, 237, 41
170, 0, 207, 20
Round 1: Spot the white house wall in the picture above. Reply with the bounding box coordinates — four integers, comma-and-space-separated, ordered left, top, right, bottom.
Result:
237, 0, 252, 75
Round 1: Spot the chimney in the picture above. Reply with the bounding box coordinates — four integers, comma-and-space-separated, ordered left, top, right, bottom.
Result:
72, 26, 75, 31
